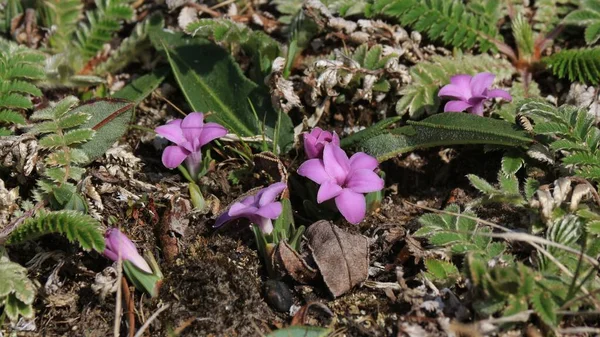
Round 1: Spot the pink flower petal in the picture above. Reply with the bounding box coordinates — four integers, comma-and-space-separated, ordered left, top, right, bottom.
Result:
335, 189, 366, 224
304, 132, 320, 159
438, 84, 469, 100
180, 112, 205, 143
323, 144, 350, 185
162, 145, 189, 169
255, 202, 283, 219
486, 89, 512, 101
349, 152, 378, 171
444, 100, 473, 112
298, 159, 331, 184
346, 169, 384, 193
449, 74, 472, 88
155, 119, 186, 145
255, 217, 274, 234
214, 212, 236, 228
228, 202, 257, 217
470, 72, 495, 97
331, 132, 340, 146
317, 181, 343, 203
198, 122, 227, 147
258, 182, 287, 207
469, 102, 485, 116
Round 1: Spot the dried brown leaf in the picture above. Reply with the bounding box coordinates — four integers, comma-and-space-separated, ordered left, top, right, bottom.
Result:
305, 220, 369, 297
274, 241, 318, 284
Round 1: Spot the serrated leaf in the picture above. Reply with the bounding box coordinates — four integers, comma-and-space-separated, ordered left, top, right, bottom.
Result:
424, 258, 459, 280
501, 154, 524, 176
7, 210, 105, 252
531, 291, 558, 326
468, 174, 498, 195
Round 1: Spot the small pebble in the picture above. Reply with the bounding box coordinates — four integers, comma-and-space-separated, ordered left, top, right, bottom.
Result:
264, 280, 293, 313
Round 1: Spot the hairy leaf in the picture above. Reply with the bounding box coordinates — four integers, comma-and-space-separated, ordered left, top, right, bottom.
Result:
358, 113, 532, 162
7, 210, 105, 251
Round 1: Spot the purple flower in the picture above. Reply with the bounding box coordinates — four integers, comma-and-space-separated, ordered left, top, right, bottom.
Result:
104, 229, 152, 273
298, 144, 384, 224
438, 72, 512, 116
214, 182, 287, 234
155, 112, 227, 178
304, 127, 340, 159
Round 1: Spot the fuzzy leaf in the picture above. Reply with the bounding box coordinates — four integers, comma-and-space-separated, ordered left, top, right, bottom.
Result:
266, 326, 331, 337
543, 48, 600, 85
531, 291, 558, 326
7, 210, 105, 252
112, 67, 169, 106
73, 99, 133, 163
358, 113, 532, 162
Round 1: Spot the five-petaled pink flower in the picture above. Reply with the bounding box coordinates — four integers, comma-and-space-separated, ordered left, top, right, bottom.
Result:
155, 112, 227, 179
438, 72, 512, 116
298, 144, 384, 224
104, 228, 152, 273
304, 127, 340, 159
214, 182, 287, 234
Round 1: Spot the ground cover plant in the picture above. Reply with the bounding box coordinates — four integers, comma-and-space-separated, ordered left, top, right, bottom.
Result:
3, 0, 600, 336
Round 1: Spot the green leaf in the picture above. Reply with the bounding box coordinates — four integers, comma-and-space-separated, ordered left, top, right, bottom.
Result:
501, 153, 524, 176
340, 116, 402, 149
74, 99, 133, 163
531, 291, 558, 327
266, 326, 331, 337
6, 210, 105, 252
585, 22, 600, 44
112, 67, 169, 106
149, 21, 294, 152
150, 29, 293, 152
358, 113, 532, 162
424, 258, 459, 286
468, 174, 498, 195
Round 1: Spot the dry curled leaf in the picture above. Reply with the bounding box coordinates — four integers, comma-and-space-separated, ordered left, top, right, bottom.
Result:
159, 196, 191, 263
273, 241, 318, 284
0, 135, 38, 177
305, 220, 369, 297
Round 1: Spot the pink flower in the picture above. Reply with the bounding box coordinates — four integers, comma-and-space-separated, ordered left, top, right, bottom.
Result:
438, 72, 512, 116
104, 229, 152, 273
214, 182, 287, 234
155, 112, 227, 178
304, 127, 340, 159
297, 144, 384, 224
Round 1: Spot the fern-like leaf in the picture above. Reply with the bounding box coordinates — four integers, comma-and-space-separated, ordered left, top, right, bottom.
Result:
41, 0, 83, 52
6, 210, 105, 251
0, 39, 45, 133
543, 47, 600, 85
94, 18, 151, 75
371, 0, 501, 52
396, 53, 513, 118
75, 1, 135, 60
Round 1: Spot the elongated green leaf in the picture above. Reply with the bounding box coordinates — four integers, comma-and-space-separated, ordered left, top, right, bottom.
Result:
112, 67, 169, 106
358, 113, 533, 162
149, 17, 293, 152
340, 116, 402, 149
266, 326, 331, 337
74, 99, 133, 163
